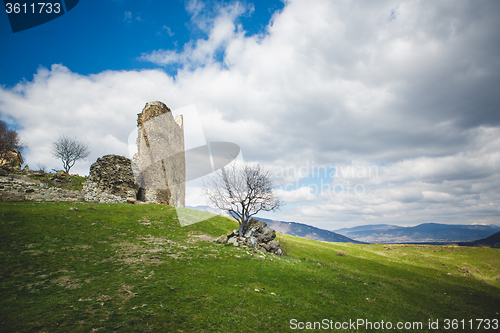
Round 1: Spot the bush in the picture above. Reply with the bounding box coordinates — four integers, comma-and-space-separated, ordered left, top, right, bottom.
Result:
0, 120, 25, 158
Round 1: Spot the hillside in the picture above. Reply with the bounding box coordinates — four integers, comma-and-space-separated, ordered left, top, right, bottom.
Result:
255, 217, 365, 244
187, 206, 364, 244
186, 205, 230, 216
1, 202, 499, 332
335, 223, 500, 244
459, 231, 500, 248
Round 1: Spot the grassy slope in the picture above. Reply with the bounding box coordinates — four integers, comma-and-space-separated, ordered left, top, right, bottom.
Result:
0, 202, 498, 332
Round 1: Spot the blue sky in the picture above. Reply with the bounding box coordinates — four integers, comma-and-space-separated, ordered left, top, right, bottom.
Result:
0, 0, 283, 86
1, 0, 500, 229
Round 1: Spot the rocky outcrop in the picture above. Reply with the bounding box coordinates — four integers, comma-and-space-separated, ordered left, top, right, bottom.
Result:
132, 101, 186, 207
216, 218, 283, 255
83, 155, 138, 203
0, 150, 23, 171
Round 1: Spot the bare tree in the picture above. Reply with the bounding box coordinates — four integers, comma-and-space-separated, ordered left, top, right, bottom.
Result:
0, 120, 26, 159
52, 136, 90, 173
203, 162, 282, 236
36, 161, 47, 173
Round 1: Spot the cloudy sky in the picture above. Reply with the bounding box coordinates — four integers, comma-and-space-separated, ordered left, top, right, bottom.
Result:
1, 0, 499, 230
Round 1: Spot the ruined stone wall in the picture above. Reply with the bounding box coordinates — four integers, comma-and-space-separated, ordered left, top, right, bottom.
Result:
83, 155, 138, 203
132, 101, 186, 207
0, 175, 83, 202
50, 101, 188, 206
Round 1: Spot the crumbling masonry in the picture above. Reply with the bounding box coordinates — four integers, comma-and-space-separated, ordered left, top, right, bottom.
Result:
132, 101, 186, 207
84, 101, 186, 206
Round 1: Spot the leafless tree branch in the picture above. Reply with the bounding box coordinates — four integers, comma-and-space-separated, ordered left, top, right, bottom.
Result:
52, 135, 90, 173
203, 162, 282, 236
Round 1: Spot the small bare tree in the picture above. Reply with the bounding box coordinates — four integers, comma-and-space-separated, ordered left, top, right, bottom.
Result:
0, 120, 26, 159
52, 136, 90, 173
36, 162, 47, 173
203, 162, 282, 236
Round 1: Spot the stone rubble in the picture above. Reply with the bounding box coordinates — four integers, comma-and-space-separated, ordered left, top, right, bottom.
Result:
216, 218, 283, 256
83, 155, 138, 204
0, 174, 83, 202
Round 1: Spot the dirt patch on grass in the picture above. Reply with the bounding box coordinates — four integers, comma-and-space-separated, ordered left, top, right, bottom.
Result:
113, 241, 145, 254
139, 235, 168, 245
22, 250, 43, 255
112, 241, 166, 264
117, 284, 138, 302
23, 280, 46, 291
165, 252, 192, 260
74, 244, 93, 250
109, 234, 206, 264
52, 276, 81, 289
187, 233, 217, 243
138, 218, 151, 225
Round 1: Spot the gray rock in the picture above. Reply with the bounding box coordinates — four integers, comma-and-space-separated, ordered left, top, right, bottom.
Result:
217, 218, 283, 256
267, 240, 280, 250
244, 227, 256, 238
257, 227, 276, 243
247, 236, 258, 247
216, 235, 228, 244
242, 218, 267, 234
260, 243, 271, 251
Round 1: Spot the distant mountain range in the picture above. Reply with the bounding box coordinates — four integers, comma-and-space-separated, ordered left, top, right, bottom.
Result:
254, 218, 366, 244
186, 206, 363, 244
458, 231, 500, 248
334, 223, 500, 244
186, 206, 500, 244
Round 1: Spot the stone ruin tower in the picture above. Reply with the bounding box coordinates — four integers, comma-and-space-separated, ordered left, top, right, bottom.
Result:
132, 101, 186, 207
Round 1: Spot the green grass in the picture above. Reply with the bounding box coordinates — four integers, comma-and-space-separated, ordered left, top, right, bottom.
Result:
26, 172, 87, 191
0, 202, 499, 332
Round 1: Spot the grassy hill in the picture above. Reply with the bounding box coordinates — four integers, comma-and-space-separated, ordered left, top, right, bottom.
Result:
1, 202, 499, 332
459, 231, 500, 249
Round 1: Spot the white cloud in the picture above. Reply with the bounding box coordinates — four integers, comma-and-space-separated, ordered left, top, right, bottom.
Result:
1, 0, 500, 229
140, 2, 248, 68
124, 10, 141, 23
124, 11, 132, 22
0, 65, 179, 175
274, 186, 317, 203
158, 25, 174, 37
